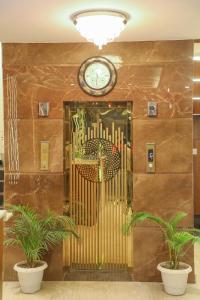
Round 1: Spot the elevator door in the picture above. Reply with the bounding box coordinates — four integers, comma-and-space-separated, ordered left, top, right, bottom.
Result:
64, 102, 133, 272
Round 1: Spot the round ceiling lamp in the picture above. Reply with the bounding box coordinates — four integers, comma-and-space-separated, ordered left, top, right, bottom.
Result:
71, 9, 128, 50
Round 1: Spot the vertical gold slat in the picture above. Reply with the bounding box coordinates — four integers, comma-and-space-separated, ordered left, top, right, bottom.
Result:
83, 137, 87, 268
90, 128, 95, 269
78, 171, 82, 267
108, 134, 114, 269
117, 126, 121, 267
121, 131, 126, 266
124, 142, 127, 266
105, 127, 109, 268
83, 134, 87, 268
84, 132, 87, 268
75, 132, 79, 268
68, 143, 72, 268
87, 128, 91, 268
106, 127, 112, 269
80, 174, 84, 267
72, 133, 76, 267
119, 130, 122, 267
77, 132, 81, 268
90, 126, 94, 268
100, 125, 103, 268
77, 167, 80, 269
97, 124, 101, 268
95, 123, 99, 268
100, 124, 108, 268
119, 129, 122, 268
84, 133, 88, 267
74, 132, 78, 268
91, 177, 94, 268
74, 165, 79, 264
70, 135, 73, 268
94, 176, 97, 270
115, 128, 118, 268
88, 179, 91, 267
111, 122, 115, 268
100, 127, 107, 268
115, 129, 119, 268
81, 132, 85, 268
92, 128, 97, 268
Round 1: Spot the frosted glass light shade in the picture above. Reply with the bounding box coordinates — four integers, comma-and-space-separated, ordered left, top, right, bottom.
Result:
72, 10, 127, 50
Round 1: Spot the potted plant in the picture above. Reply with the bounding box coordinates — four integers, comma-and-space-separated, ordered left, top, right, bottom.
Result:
4, 205, 78, 294
124, 211, 200, 296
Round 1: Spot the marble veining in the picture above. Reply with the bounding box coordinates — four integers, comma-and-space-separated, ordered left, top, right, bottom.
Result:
3, 41, 193, 65
2, 40, 194, 282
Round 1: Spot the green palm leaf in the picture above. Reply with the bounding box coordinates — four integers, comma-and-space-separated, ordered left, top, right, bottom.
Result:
4, 205, 78, 268
124, 211, 200, 269
169, 212, 187, 229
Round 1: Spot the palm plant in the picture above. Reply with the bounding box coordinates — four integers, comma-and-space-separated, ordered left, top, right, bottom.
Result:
4, 205, 79, 268
124, 211, 200, 270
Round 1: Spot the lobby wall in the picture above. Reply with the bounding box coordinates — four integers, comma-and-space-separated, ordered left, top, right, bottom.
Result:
2, 40, 194, 281
0, 43, 3, 157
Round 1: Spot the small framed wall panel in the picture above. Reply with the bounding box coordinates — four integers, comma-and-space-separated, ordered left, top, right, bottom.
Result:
147, 101, 157, 117
38, 102, 49, 117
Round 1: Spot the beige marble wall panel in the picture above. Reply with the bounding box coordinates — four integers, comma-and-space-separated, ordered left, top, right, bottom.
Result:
3, 246, 25, 281
34, 119, 63, 173
133, 118, 192, 173
3, 63, 192, 120
4, 173, 64, 213
4, 245, 63, 281
133, 227, 194, 282
3, 173, 64, 280
4, 120, 35, 172
3, 41, 193, 65
2, 40, 193, 282
133, 174, 193, 227
193, 100, 200, 114
4, 119, 63, 173
43, 245, 63, 281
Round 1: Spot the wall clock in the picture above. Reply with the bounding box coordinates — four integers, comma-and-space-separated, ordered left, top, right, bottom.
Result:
78, 56, 117, 96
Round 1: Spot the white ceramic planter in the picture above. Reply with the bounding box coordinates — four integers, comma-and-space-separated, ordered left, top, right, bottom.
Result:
157, 262, 192, 296
14, 261, 48, 294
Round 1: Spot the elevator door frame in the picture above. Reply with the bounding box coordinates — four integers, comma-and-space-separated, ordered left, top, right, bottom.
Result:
63, 101, 133, 273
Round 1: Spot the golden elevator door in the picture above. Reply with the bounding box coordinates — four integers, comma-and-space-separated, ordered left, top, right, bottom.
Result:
64, 102, 133, 274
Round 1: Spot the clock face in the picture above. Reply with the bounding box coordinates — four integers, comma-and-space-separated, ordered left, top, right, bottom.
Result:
78, 57, 117, 96
84, 62, 111, 90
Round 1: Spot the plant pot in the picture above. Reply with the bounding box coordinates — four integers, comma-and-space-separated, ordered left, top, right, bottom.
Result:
14, 261, 48, 294
157, 262, 192, 296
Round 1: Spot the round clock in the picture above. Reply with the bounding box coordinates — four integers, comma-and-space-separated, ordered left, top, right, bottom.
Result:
78, 56, 117, 96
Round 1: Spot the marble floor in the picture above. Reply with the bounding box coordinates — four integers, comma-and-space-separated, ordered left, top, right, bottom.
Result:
3, 245, 200, 300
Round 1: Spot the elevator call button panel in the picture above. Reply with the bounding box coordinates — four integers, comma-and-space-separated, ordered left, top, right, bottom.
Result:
146, 143, 156, 173
40, 141, 49, 171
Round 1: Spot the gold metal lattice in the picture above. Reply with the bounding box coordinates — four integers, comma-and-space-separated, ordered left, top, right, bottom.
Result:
75, 138, 120, 182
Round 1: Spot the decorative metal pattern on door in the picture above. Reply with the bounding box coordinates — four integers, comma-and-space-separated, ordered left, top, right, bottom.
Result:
64, 102, 133, 271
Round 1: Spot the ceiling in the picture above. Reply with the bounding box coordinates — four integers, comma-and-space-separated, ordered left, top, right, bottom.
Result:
0, 0, 200, 43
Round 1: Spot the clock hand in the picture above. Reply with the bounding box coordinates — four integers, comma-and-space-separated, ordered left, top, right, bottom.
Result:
96, 72, 99, 87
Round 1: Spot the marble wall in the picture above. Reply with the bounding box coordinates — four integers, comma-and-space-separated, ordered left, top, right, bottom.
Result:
0, 43, 4, 157
2, 40, 194, 281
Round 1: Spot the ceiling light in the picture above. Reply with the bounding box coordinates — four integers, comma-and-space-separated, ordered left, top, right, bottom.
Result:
72, 9, 128, 50
193, 56, 200, 61
192, 97, 200, 100
193, 78, 200, 82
